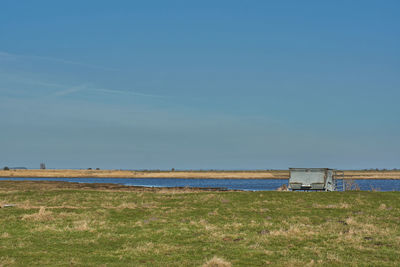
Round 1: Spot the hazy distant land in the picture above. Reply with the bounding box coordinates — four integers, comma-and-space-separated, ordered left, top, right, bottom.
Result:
0, 169, 399, 179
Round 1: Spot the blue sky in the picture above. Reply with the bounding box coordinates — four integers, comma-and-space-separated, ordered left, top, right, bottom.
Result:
0, 1, 399, 169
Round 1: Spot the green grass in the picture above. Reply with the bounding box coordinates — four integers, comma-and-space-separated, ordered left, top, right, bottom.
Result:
0, 181, 399, 266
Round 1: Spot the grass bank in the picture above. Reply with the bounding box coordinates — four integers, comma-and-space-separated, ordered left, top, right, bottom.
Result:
1, 169, 400, 179
0, 181, 399, 266
0, 169, 288, 179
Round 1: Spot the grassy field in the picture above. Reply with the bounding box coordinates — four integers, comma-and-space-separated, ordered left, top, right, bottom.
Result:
1, 169, 400, 179
0, 181, 399, 266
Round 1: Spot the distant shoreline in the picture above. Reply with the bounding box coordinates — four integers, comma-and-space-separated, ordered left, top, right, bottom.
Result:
0, 169, 400, 179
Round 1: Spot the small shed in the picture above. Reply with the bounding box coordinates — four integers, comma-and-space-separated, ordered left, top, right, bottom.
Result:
288, 168, 337, 191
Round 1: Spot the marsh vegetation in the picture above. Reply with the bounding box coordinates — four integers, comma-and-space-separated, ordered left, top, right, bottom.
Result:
1, 169, 400, 179
0, 181, 399, 266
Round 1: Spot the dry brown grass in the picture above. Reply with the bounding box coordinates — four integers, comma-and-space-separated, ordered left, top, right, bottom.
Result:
116, 202, 138, 209
21, 207, 53, 221
378, 203, 388, 210
312, 203, 351, 209
0, 232, 10, 238
0, 256, 16, 266
202, 256, 232, 267
1, 169, 400, 179
269, 224, 317, 238
343, 170, 400, 179
73, 220, 92, 231
0, 169, 287, 179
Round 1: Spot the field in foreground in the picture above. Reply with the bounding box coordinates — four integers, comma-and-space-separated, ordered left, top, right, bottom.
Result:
0, 181, 399, 266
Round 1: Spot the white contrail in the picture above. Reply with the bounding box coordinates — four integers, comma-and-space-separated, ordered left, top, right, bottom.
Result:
0, 57, 166, 98
91, 88, 166, 98
51, 84, 167, 99
53, 84, 89, 96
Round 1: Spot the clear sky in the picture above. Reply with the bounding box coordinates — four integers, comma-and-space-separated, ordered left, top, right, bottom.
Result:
0, 1, 399, 170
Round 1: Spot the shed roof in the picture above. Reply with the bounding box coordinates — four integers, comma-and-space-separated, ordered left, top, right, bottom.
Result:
289, 168, 334, 171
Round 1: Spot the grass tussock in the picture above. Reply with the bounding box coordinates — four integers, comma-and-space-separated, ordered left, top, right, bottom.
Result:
0, 256, 16, 266
312, 203, 351, 209
73, 220, 92, 231
0, 232, 10, 238
21, 207, 53, 221
202, 256, 232, 267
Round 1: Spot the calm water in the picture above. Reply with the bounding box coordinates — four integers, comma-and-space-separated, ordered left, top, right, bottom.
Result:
1, 177, 400, 191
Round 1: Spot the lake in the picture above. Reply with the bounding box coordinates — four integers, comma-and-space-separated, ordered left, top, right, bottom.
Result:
1, 177, 400, 191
